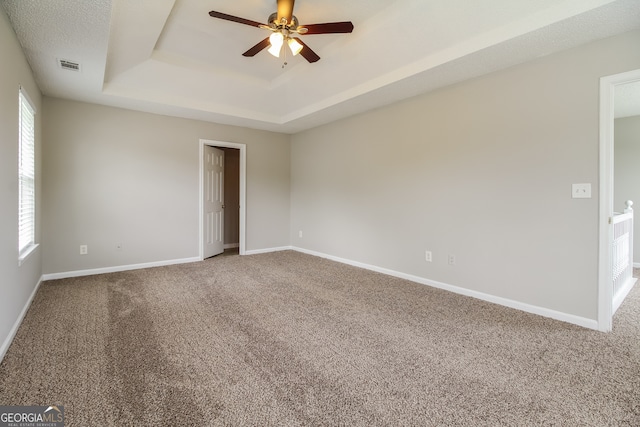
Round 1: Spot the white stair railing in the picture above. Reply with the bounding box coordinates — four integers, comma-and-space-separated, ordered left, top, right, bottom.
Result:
612, 200, 635, 314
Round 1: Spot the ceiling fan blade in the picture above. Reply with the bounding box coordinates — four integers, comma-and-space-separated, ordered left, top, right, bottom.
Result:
293, 37, 320, 63
300, 22, 354, 34
277, 0, 295, 23
209, 10, 264, 28
242, 38, 271, 57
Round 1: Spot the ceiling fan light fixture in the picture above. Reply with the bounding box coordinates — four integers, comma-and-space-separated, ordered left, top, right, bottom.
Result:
209, 1, 354, 64
288, 37, 303, 56
268, 32, 284, 57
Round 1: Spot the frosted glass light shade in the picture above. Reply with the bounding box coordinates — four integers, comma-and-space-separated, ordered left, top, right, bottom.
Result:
288, 38, 303, 56
268, 32, 284, 57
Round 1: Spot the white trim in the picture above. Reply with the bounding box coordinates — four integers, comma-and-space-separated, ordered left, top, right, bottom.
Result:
18, 243, 39, 266
42, 257, 200, 281
0, 275, 43, 362
634, 262, 640, 268
199, 140, 247, 258
18, 85, 37, 114
245, 246, 293, 255
224, 243, 239, 249
599, 74, 614, 332
292, 247, 599, 330
598, 69, 640, 332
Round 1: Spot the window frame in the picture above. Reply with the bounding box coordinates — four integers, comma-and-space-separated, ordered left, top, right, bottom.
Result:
18, 87, 38, 265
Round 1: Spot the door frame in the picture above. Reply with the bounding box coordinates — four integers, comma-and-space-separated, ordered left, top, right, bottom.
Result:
199, 139, 247, 258
598, 68, 640, 331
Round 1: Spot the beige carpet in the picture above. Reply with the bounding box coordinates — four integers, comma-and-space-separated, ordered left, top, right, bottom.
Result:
0, 252, 639, 426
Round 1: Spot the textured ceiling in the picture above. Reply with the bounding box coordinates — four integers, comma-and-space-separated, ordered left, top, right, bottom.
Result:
616, 81, 640, 118
2, 0, 640, 133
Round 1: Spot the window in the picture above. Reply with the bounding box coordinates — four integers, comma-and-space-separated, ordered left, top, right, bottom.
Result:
18, 88, 36, 263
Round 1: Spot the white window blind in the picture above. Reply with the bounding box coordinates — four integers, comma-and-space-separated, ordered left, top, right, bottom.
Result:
19, 88, 36, 256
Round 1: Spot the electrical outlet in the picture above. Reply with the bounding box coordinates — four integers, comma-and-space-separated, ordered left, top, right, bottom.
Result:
80, 245, 88, 255
425, 251, 432, 262
448, 254, 455, 265
299, 230, 303, 238
572, 183, 591, 199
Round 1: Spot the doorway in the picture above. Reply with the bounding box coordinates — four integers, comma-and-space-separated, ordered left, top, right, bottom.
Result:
598, 68, 640, 331
199, 139, 247, 258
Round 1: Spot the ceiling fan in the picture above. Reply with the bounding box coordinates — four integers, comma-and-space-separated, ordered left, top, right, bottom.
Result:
208, 0, 354, 64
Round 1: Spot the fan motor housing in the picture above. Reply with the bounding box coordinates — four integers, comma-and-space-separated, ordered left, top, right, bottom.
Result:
268, 12, 299, 29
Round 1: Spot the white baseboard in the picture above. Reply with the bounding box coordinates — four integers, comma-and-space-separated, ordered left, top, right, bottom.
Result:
244, 246, 293, 255
42, 257, 201, 281
292, 246, 599, 331
224, 243, 239, 249
36, 246, 604, 331
634, 262, 640, 268
0, 275, 44, 363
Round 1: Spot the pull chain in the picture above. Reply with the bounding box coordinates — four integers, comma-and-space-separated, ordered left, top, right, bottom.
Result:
282, 39, 288, 68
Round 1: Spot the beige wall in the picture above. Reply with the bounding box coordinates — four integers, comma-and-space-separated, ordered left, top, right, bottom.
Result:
615, 115, 640, 264
42, 98, 290, 274
0, 8, 42, 354
291, 30, 640, 321
2, 3, 639, 354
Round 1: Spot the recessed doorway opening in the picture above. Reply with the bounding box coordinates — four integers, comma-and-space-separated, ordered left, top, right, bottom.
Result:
199, 139, 247, 259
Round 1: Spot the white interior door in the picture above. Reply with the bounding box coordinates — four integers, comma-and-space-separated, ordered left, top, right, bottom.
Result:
200, 139, 246, 258
204, 146, 224, 258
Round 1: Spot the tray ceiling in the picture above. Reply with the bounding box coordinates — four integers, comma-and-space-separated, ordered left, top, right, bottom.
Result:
2, 0, 640, 133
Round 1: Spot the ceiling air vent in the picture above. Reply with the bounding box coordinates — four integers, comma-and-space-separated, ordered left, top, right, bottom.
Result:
58, 59, 81, 72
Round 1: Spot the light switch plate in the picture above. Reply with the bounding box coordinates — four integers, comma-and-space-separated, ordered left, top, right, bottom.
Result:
572, 183, 591, 199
